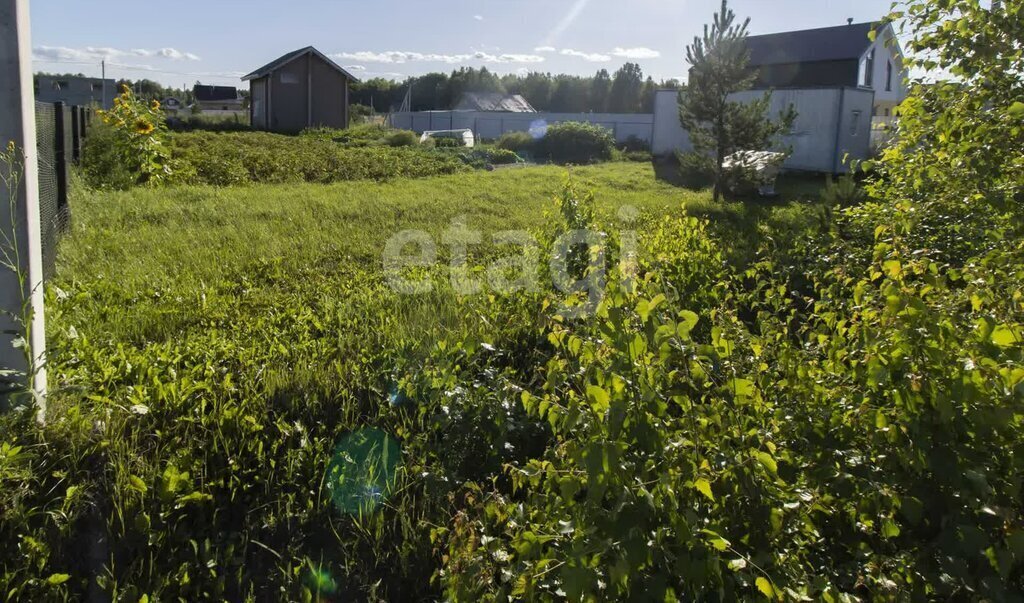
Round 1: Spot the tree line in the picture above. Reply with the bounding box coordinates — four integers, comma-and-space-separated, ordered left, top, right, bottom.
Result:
350, 63, 681, 114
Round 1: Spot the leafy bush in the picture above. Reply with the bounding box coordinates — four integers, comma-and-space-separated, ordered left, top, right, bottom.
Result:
86, 86, 172, 188
820, 173, 865, 207
487, 149, 521, 165
384, 130, 419, 147
675, 150, 715, 188
617, 134, 650, 153
431, 136, 464, 149
536, 122, 614, 165
164, 131, 467, 185
495, 131, 535, 154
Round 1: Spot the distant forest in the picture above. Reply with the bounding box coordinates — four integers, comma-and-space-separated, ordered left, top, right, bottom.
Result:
351, 63, 682, 114
37, 62, 681, 115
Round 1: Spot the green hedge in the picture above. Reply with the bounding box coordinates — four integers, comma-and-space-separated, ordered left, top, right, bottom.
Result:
83, 128, 468, 187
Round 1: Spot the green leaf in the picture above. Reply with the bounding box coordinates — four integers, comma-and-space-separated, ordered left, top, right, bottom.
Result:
755, 577, 775, 599
755, 451, 778, 476
883, 259, 902, 279
1008, 101, 1024, 117
730, 378, 756, 399
677, 310, 699, 339
586, 385, 610, 414
694, 478, 714, 502
128, 475, 148, 494
46, 573, 70, 586
882, 519, 901, 538
992, 324, 1019, 348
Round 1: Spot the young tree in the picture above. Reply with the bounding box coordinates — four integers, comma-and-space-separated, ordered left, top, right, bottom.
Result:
679, 0, 795, 201
590, 69, 611, 113
608, 63, 644, 113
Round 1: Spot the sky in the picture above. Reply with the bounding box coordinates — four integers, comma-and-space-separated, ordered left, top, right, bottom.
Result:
29, 0, 898, 88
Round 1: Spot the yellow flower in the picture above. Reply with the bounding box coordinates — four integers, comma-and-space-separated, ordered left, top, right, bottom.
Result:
134, 119, 155, 135
151, 99, 161, 111
120, 84, 131, 95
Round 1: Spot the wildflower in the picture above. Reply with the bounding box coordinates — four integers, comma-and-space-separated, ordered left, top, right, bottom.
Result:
134, 119, 155, 135
151, 99, 161, 111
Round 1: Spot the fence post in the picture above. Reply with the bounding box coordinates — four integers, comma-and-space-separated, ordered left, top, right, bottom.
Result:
70, 105, 81, 163
0, 0, 48, 417
53, 102, 68, 212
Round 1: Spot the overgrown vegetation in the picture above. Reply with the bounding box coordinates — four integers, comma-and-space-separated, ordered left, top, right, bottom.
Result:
2, 0, 1023, 600
678, 0, 796, 200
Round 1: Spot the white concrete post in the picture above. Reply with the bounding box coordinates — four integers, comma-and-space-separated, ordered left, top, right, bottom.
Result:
1, 0, 48, 419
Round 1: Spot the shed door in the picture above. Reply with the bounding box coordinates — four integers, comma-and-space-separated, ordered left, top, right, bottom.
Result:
251, 79, 268, 129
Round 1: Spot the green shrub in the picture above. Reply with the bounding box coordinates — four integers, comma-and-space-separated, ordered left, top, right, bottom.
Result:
820, 173, 866, 207
384, 130, 419, 147
675, 150, 715, 189
431, 137, 463, 149
536, 121, 614, 165
617, 134, 650, 153
487, 149, 521, 165
81, 121, 136, 190
162, 131, 467, 185
495, 131, 535, 154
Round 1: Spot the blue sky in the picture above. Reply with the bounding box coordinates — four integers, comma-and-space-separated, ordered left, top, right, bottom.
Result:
30, 0, 897, 88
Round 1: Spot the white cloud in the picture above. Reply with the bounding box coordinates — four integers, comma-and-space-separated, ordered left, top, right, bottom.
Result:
611, 47, 661, 59
560, 48, 611, 62
332, 50, 545, 65
344, 65, 367, 71
474, 14, 484, 21
475, 52, 546, 64
534, 46, 557, 53
33, 45, 201, 63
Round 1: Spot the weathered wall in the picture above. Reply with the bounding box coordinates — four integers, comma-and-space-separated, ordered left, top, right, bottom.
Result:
310, 55, 348, 129
269, 57, 310, 134
388, 111, 654, 144
36, 76, 114, 109
651, 87, 876, 173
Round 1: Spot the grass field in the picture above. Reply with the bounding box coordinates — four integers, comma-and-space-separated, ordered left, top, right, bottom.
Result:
22, 161, 832, 599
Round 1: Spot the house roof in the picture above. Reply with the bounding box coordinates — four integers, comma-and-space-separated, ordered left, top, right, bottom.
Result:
746, 22, 879, 66
454, 92, 536, 112
241, 46, 360, 83
193, 85, 239, 102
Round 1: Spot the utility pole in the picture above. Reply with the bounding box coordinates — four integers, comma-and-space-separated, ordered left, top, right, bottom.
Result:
101, 59, 106, 108
0, 0, 48, 419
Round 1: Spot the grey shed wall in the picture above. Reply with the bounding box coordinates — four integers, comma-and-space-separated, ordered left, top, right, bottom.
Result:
652, 87, 875, 173
255, 53, 349, 134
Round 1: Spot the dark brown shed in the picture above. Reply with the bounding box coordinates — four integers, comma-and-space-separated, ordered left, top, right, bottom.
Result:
242, 47, 359, 134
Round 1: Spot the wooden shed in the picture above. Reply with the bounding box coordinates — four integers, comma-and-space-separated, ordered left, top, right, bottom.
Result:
242, 47, 358, 134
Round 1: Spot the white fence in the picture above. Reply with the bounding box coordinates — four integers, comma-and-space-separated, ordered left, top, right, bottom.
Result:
387, 110, 654, 144
652, 87, 876, 173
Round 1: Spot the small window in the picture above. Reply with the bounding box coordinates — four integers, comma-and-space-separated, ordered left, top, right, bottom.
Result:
885, 108, 890, 117
850, 110, 862, 136
54, 80, 68, 90
92, 83, 104, 92
861, 49, 875, 88
885, 60, 893, 92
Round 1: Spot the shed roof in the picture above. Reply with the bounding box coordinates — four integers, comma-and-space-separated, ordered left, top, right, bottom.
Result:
455, 92, 536, 112
242, 46, 360, 83
746, 22, 879, 66
193, 85, 239, 102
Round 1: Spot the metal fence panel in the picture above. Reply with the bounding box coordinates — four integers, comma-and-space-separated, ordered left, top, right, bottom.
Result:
34, 101, 74, 280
